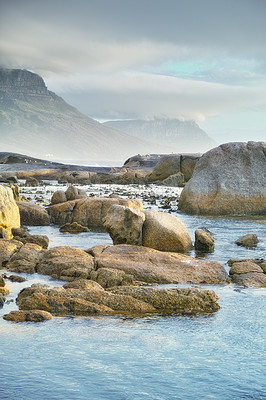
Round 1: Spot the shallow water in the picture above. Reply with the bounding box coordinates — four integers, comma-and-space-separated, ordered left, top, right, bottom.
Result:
1, 183, 266, 399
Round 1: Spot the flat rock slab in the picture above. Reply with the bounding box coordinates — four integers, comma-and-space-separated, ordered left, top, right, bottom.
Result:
3, 309, 53, 322
95, 244, 229, 284
17, 284, 219, 316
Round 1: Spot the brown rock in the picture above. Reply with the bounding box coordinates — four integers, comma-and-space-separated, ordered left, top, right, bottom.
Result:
103, 204, 145, 245
161, 172, 185, 187
180, 155, 200, 182
90, 268, 134, 288
63, 279, 104, 290
96, 244, 228, 284
0, 275, 5, 287
17, 201, 50, 226
3, 309, 53, 322
0, 185, 20, 238
50, 190, 67, 205
36, 246, 95, 281
0, 293, 5, 308
109, 286, 220, 314
0, 239, 23, 265
142, 210, 192, 253
59, 222, 90, 234
12, 228, 49, 249
195, 229, 215, 252
149, 155, 181, 182
6, 243, 44, 273
17, 286, 154, 316
235, 233, 259, 248
49, 197, 143, 230
229, 261, 263, 275
231, 273, 266, 287
85, 244, 110, 257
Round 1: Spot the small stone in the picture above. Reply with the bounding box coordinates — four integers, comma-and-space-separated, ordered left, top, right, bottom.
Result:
195, 229, 215, 252
59, 222, 90, 234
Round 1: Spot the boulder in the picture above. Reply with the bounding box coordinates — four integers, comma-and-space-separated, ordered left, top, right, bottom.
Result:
179, 142, 266, 215
50, 190, 67, 205
0, 239, 23, 265
17, 201, 50, 225
0, 185, 20, 238
16, 284, 219, 316
235, 233, 258, 248
103, 204, 145, 245
36, 246, 95, 281
142, 210, 192, 253
228, 259, 266, 287
3, 274, 26, 282
149, 155, 181, 182
161, 172, 185, 187
12, 227, 49, 248
5, 243, 44, 274
180, 155, 200, 182
59, 222, 90, 234
25, 177, 40, 187
49, 197, 143, 230
195, 229, 215, 252
95, 244, 228, 284
3, 310, 53, 322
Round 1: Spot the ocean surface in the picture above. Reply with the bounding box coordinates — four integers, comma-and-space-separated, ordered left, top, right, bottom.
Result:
0, 183, 265, 400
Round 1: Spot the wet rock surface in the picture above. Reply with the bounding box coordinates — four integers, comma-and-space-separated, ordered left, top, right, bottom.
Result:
16, 283, 219, 317
235, 233, 259, 248
195, 229, 215, 252
95, 244, 228, 285
228, 258, 266, 287
17, 201, 50, 226
3, 309, 53, 322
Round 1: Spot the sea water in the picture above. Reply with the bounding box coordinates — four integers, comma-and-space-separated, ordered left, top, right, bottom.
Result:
0, 183, 265, 400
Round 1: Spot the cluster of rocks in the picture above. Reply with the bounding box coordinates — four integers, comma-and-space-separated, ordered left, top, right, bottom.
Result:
1, 239, 226, 321
228, 258, 266, 287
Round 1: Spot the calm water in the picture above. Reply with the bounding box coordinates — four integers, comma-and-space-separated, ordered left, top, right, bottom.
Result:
0, 183, 265, 399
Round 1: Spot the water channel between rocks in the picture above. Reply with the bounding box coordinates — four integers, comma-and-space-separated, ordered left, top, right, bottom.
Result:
1, 182, 265, 400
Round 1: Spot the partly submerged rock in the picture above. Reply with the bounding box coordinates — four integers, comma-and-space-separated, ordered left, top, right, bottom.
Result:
228, 259, 266, 287
3, 309, 53, 322
16, 284, 219, 316
59, 222, 90, 234
12, 227, 49, 248
235, 233, 259, 248
95, 244, 228, 285
195, 229, 215, 252
37, 246, 95, 281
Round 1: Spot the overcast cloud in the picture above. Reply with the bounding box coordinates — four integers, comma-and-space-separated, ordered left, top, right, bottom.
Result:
0, 0, 266, 141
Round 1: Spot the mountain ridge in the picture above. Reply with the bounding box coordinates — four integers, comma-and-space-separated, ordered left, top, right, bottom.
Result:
0, 68, 173, 163
104, 118, 217, 153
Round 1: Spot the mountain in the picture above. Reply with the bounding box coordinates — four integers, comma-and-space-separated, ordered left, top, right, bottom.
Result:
104, 118, 217, 153
0, 68, 172, 164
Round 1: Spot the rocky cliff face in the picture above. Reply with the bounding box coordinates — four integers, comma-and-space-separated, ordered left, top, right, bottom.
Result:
104, 118, 217, 153
0, 68, 171, 163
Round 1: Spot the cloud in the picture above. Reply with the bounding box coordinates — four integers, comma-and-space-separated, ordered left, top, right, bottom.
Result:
46, 70, 266, 121
1, 0, 266, 130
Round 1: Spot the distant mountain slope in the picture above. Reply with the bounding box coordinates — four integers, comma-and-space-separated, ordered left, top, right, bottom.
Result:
0, 68, 172, 163
104, 118, 217, 153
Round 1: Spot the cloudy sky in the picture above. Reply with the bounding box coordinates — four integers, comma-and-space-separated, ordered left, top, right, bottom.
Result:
0, 0, 266, 143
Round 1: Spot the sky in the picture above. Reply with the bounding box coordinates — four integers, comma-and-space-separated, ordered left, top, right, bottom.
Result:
0, 0, 266, 143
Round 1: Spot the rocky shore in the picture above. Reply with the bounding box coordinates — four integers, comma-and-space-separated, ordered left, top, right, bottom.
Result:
1, 141, 266, 322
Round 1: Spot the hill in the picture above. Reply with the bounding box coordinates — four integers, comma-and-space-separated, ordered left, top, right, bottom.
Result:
0, 68, 172, 164
104, 118, 217, 153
